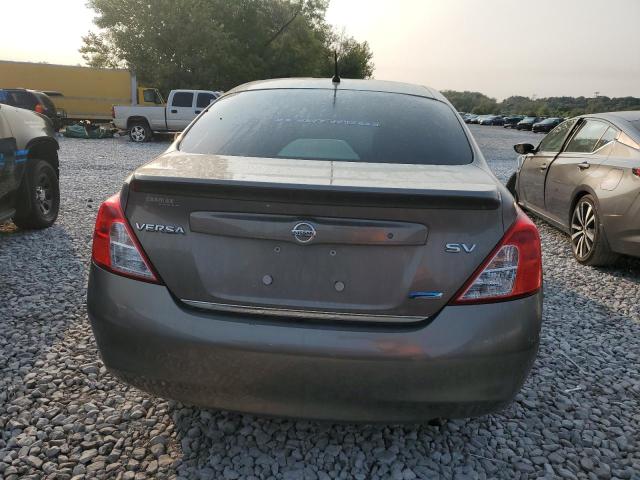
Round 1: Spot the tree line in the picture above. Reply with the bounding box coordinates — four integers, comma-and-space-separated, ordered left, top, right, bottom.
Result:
81, 0, 374, 95
443, 90, 640, 117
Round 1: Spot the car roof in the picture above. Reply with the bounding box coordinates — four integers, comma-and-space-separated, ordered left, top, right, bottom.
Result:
226, 78, 442, 100
590, 110, 640, 123
2, 88, 41, 95
577, 111, 640, 142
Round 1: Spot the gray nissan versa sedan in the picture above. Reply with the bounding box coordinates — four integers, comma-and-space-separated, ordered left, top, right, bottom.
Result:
508, 112, 640, 266
87, 78, 543, 422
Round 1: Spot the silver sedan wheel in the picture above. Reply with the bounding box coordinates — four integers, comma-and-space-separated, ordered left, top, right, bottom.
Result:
130, 125, 147, 142
570, 199, 596, 260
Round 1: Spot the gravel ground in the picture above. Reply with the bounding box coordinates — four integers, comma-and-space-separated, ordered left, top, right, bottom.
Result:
1, 127, 639, 480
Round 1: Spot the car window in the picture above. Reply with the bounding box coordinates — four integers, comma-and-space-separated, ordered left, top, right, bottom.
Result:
171, 92, 194, 108
179, 89, 473, 165
143, 89, 158, 103
593, 126, 618, 151
4, 91, 36, 109
196, 92, 215, 108
564, 120, 609, 153
538, 118, 578, 152
153, 90, 165, 104
618, 131, 640, 150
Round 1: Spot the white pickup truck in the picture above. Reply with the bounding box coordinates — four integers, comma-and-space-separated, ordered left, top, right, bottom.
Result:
113, 89, 221, 142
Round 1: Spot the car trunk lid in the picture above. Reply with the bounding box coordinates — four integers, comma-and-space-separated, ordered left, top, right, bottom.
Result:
124, 152, 505, 323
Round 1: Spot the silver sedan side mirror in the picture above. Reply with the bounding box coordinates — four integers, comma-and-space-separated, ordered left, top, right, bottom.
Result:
514, 143, 535, 155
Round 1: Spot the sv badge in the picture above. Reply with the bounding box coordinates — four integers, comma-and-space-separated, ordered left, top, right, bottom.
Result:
445, 243, 476, 253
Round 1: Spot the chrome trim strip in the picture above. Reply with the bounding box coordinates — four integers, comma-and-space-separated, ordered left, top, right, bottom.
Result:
181, 299, 427, 323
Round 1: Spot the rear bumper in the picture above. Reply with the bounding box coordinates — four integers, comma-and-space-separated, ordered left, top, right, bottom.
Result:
605, 206, 640, 258
87, 264, 542, 422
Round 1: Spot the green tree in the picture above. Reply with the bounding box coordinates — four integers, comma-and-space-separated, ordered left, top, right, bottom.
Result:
441, 90, 498, 114
80, 0, 374, 93
442, 90, 640, 117
330, 31, 374, 79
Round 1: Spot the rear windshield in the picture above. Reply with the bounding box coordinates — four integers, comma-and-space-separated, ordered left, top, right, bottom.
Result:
179, 89, 473, 165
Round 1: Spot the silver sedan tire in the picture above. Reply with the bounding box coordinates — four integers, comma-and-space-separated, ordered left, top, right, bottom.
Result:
570, 195, 617, 266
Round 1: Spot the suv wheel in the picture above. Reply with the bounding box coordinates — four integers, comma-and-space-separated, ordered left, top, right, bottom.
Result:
129, 122, 151, 142
13, 160, 60, 229
570, 195, 617, 266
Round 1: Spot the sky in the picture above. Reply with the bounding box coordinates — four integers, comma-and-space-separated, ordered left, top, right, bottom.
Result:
1, 0, 639, 100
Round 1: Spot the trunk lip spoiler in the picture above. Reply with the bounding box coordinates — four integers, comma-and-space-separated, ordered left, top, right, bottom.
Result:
130, 176, 501, 210
181, 299, 428, 324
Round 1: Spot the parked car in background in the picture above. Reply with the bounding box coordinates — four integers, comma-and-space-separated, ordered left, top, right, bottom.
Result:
88, 78, 543, 423
0, 88, 62, 130
471, 114, 488, 124
113, 89, 221, 142
532, 117, 564, 133
516, 116, 543, 131
479, 115, 505, 126
508, 111, 640, 265
0, 102, 59, 228
463, 113, 478, 124
503, 115, 524, 128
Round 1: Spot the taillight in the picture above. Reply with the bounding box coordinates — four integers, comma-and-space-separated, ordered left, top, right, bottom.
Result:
111, 105, 115, 118
633, 167, 640, 178
452, 209, 542, 304
34, 103, 44, 114
91, 193, 161, 283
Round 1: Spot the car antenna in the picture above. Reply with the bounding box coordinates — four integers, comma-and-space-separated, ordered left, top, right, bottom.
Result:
332, 51, 340, 84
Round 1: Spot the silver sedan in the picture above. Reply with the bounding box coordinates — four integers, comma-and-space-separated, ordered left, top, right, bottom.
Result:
508, 112, 640, 266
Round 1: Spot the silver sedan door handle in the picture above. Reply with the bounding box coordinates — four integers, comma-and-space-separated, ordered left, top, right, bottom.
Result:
578, 161, 590, 170
540, 163, 548, 171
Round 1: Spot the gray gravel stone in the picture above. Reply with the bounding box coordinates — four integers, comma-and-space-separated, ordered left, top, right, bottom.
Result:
25, 455, 43, 469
